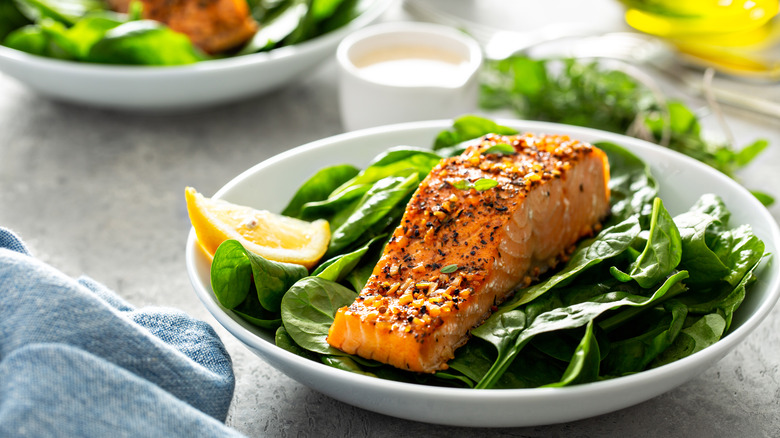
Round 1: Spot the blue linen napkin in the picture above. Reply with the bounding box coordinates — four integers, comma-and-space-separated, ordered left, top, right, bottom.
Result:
0, 228, 244, 437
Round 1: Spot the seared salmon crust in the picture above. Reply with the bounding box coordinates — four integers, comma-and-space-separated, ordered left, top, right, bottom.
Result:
108, 0, 258, 54
327, 133, 611, 373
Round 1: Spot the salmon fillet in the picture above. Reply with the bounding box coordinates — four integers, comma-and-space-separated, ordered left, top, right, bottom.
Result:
327, 133, 611, 373
107, 0, 258, 54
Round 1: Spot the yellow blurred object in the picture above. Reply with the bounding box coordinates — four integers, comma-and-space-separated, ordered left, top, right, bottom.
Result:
675, 39, 780, 79
619, 0, 780, 79
621, 0, 779, 39
185, 187, 330, 269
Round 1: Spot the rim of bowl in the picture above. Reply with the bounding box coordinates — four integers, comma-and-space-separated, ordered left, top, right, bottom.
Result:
186, 118, 780, 398
0, 0, 393, 76
336, 21, 484, 89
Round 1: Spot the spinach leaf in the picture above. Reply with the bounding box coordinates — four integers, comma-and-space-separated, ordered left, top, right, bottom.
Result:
597, 268, 687, 333
210, 240, 253, 309
542, 320, 601, 387
298, 183, 368, 223
447, 340, 496, 383
650, 313, 726, 368
330, 147, 441, 198
211, 239, 308, 313
232, 285, 283, 330
281, 163, 360, 218
433, 115, 518, 151
450, 338, 566, 389
275, 325, 317, 360
428, 370, 475, 388
237, 0, 306, 55
470, 309, 528, 379
5, 17, 97, 60
492, 346, 568, 389
247, 250, 308, 313
32, 12, 121, 59
688, 193, 730, 225
345, 201, 405, 257
712, 224, 765, 287
474, 271, 689, 388
344, 232, 387, 291
596, 141, 657, 226
303, 147, 438, 226
673, 211, 729, 285
313, 234, 383, 282
601, 300, 688, 376
87, 20, 206, 65
315, 0, 374, 36
0, 0, 30, 41
4, 24, 52, 56
60, 13, 120, 56
671, 194, 763, 287
682, 257, 762, 331
285, 0, 363, 45
280, 276, 357, 355
507, 215, 642, 307
311, 0, 346, 20
37, 18, 77, 57
750, 190, 775, 207
207, 241, 284, 329
530, 331, 583, 362
326, 174, 419, 257
14, 0, 103, 26
624, 198, 682, 288
321, 355, 376, 376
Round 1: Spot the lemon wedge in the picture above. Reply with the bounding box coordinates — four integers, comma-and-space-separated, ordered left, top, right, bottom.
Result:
185, 187, 330, 269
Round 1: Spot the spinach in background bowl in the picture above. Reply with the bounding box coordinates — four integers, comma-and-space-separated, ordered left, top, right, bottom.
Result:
1, 0, 380, 65
0, 0, 391, 110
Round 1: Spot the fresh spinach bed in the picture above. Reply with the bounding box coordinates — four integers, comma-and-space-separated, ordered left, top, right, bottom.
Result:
209, 116, 767, 389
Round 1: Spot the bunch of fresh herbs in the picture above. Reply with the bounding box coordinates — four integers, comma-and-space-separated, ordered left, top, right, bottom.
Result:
480, 56, 772, 205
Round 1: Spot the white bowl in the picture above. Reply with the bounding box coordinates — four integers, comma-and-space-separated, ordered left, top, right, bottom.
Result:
185, 119, 780, 427
336, 21, 483, 131
0, 0, 392, 111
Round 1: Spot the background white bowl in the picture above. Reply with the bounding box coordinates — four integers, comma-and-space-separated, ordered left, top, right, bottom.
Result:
185, 119, 780, 427
0, 0, 392, 111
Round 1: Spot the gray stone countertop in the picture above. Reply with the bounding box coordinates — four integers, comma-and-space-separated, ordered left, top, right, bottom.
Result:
2, 8, 779, 438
